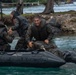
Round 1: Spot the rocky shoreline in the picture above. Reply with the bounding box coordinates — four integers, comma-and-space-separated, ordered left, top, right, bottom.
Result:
1, 11, 76, 34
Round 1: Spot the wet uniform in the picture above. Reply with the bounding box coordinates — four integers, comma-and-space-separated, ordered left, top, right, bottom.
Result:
0, 23, 14, 50
11, 15, 29, 50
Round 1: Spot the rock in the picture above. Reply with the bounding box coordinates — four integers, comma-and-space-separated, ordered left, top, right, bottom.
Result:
61, 16, 76, 33
47, 16, 62, 35
2, 13, 76, 34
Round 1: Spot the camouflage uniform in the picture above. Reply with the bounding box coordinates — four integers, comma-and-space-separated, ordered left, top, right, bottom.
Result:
11, 15, 29, 50
0, 22, 14, 50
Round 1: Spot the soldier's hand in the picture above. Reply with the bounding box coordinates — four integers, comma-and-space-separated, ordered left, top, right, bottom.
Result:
28, 41, 33, 48
44, 39, 49, 44
8, 28, 13, 35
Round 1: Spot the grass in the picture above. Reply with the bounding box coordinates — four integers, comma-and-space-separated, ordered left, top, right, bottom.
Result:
54, 10, 76, 15
0, 10, 76, 18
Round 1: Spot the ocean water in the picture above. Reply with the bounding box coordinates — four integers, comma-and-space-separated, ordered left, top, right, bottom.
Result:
0, 35, 75, 75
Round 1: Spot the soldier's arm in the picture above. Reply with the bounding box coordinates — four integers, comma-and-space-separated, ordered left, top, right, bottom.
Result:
46, 24, 54, 41
11, 19, 19, 31
3, 31, 14, 43
25, 25, 32, 43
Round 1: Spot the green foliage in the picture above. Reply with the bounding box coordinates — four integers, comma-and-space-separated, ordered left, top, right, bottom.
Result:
2, 0, 47, 3
24, 0, 38, 2
23, 0, 47, 3
39, 0, 47, 3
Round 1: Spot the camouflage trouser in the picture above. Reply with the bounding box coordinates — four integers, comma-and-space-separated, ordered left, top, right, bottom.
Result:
48, 48, 64, 59
15, 37, 27, 50
42, 42, 64, 58
31, 41, 64, 59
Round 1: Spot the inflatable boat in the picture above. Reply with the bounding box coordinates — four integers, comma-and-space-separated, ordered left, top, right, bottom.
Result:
64, 50, 76, 63
0, 50, 65, 68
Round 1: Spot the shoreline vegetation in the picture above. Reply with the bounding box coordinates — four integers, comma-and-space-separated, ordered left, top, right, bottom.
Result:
1, 0, 75, 8
0, 10, 76, 34
1, 0, 47, 8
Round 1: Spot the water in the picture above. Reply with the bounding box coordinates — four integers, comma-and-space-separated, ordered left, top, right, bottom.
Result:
54, 35, 76, 50
2, 3, 76, 14
0, 67, 76, 75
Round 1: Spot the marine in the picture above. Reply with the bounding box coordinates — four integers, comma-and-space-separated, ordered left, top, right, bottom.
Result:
26, 15, 57, 51
8, 10, 29, 50
0, 21, 14, 50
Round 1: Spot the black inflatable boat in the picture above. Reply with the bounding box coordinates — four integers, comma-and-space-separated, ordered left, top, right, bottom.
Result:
0, 50, 65, 68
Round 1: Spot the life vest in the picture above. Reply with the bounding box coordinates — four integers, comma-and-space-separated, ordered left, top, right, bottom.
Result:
15, 16, 29, 37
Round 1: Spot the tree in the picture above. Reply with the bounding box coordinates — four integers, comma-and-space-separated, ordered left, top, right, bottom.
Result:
16, 0, 24, 14
43, 0, 54, 14
0, 1, 3, 21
